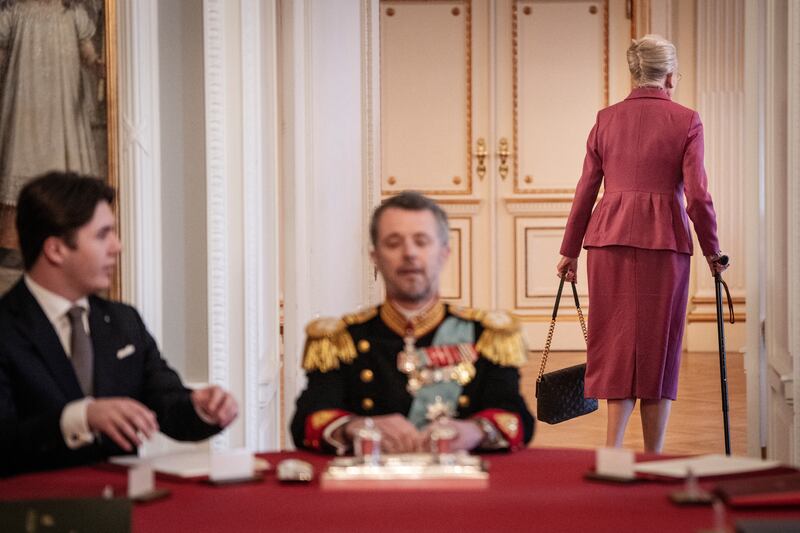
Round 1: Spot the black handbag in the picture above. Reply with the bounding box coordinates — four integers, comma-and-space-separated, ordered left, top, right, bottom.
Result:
535, 277, 598, 424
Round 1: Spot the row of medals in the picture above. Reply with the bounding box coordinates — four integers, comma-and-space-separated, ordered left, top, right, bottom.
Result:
396, 333, 476, 394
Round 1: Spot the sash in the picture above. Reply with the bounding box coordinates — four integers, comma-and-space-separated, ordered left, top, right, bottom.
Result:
407, 316, 477, 428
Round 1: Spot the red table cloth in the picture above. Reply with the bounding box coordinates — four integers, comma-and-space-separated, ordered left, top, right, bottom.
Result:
2, 448, 799, 532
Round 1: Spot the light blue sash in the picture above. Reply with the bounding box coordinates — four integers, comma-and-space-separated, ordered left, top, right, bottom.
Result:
407, 317, 476, 428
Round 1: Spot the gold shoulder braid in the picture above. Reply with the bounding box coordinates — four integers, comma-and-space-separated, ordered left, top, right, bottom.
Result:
448, 305, 485, 322
475, 310, 527, 368
342, 306, 378, 326
302, 317, 357, 373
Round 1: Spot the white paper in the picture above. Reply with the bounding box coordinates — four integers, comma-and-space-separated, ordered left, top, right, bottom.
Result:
634, 454, 782, 479
111, 451, 270, 479
596, 447, 635, 479
209, 449, 255, 481
128, 464, 154, 498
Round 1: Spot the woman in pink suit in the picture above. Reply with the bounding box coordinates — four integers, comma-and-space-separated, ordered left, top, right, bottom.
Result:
557, 35, 729, 453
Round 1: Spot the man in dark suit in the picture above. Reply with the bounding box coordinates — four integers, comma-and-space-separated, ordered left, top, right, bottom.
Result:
291, 192, 534, 454
0, 172, 238, 476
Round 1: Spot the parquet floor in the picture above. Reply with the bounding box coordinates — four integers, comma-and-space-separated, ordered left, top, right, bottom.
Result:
521, 351, 747, 455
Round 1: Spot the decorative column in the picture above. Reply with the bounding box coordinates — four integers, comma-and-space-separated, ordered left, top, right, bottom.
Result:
203, 0, 282, 451
117, 0, 163, 340
280, 0, 379, 448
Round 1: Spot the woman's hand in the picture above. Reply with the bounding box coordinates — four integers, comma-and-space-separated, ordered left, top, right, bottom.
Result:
556, 256, 579, 283
705, 252, 730, 276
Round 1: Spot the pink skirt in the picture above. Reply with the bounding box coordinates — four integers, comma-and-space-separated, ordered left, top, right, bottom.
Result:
584, 246, 690, 400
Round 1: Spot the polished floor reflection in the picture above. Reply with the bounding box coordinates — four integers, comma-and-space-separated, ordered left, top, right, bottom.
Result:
521, 350, 747, 455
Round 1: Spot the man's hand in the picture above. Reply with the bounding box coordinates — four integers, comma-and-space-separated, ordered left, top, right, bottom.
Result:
191, 386, 238, 428
86, 398, 159, 452
344, 414, 422, 453
421, 418, 484, 452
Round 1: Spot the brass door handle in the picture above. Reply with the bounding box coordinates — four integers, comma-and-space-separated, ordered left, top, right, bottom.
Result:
475, 138, 487, 179
497, 137, 510, 180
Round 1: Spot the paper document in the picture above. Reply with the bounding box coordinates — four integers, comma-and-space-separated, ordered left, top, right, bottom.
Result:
110, 451, 270, 479
634, 454, 782, 479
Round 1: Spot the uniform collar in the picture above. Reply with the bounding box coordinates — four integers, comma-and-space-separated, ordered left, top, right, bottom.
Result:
625, 86, 672, 101
380, 299, 446, 338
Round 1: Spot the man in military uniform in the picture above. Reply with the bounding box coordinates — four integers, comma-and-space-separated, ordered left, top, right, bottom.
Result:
291, 192, 534, 454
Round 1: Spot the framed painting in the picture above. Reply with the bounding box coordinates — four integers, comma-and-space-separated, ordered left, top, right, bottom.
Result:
0, 0, 118, 297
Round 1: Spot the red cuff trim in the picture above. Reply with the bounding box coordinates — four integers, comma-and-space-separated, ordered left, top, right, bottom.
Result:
303, 409, 351, 451
473, 409, 524, 450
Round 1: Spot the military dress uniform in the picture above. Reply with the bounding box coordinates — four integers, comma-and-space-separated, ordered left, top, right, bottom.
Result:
290, 300, 535, 453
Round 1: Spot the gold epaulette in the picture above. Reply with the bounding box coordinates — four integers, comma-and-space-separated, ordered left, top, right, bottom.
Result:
475, 310, 527, 368
302, 317, 357, 373
449, 305, 486, 322
342, 306, 378, 326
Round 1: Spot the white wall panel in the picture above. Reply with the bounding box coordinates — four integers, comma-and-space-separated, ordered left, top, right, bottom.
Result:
687, 0, 747, 351
281, 0, 375, 448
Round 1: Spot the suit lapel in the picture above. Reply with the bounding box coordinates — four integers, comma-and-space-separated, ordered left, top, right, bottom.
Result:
88, 298, 118, 398
10, 281, 84, 401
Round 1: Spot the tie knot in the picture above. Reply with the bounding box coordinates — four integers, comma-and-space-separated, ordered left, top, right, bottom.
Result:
67, 306, 85, 324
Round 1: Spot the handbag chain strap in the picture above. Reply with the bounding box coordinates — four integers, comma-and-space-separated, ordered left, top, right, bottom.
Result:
537, 276, 588, 383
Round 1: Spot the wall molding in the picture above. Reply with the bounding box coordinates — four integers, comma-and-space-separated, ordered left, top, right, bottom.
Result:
690, 0, 747, 326
117, 0, 162, 339
788, 0, 800, 466
363, 0, 382, 305
240, 0, 261, 453
202, 0, 231, 451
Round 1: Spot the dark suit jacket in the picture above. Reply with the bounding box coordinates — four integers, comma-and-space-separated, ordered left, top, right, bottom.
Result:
561, 87, 720, 258
0, 280, 220, 476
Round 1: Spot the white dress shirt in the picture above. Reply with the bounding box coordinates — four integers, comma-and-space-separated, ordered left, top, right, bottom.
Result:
24, 275, 95, 449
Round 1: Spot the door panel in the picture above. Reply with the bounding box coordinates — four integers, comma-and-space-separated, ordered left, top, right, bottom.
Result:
379, 0, 624, 349
516, 0, 608, 193
381, 1, 472, 194
439, 217, 473, 306
500, 0, 611, 348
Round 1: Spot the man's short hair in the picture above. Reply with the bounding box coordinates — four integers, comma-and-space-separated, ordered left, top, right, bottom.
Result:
369, 191, 449, 247
16, 172, 115, 271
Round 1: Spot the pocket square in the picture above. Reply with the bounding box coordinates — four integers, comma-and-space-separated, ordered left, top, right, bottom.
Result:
116, 344, 135, 360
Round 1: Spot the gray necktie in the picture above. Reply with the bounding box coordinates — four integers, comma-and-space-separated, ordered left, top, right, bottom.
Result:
67, 306, 94, 396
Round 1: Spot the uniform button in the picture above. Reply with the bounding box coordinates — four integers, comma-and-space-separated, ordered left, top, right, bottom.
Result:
357, 339, 371, 353
361, 398, 374, 411
360, 369, 374, 383
458, 395, 470, 408
303, 439, 310, 446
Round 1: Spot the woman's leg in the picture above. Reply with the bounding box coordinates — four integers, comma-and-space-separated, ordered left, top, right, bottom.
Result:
606, 399, 636, 447
640, 399, 672, 453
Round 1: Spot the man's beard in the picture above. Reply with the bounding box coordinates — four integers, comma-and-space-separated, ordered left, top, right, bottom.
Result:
390, 277, 435, 305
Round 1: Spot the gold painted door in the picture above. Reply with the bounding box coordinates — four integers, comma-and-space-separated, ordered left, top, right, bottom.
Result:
380, 0, 630, 349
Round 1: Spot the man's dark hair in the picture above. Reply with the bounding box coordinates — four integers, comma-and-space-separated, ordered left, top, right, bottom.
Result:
369, 191, 449, 247
16, 171, 115, 270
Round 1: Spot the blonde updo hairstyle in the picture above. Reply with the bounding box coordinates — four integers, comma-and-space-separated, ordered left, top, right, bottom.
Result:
627, 34, 677, 87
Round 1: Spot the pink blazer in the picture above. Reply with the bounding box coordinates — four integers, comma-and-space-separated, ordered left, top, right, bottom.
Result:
560, 87, 719, 258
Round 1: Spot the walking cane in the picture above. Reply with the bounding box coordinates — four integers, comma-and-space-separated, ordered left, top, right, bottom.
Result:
713, 255, 735, 455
